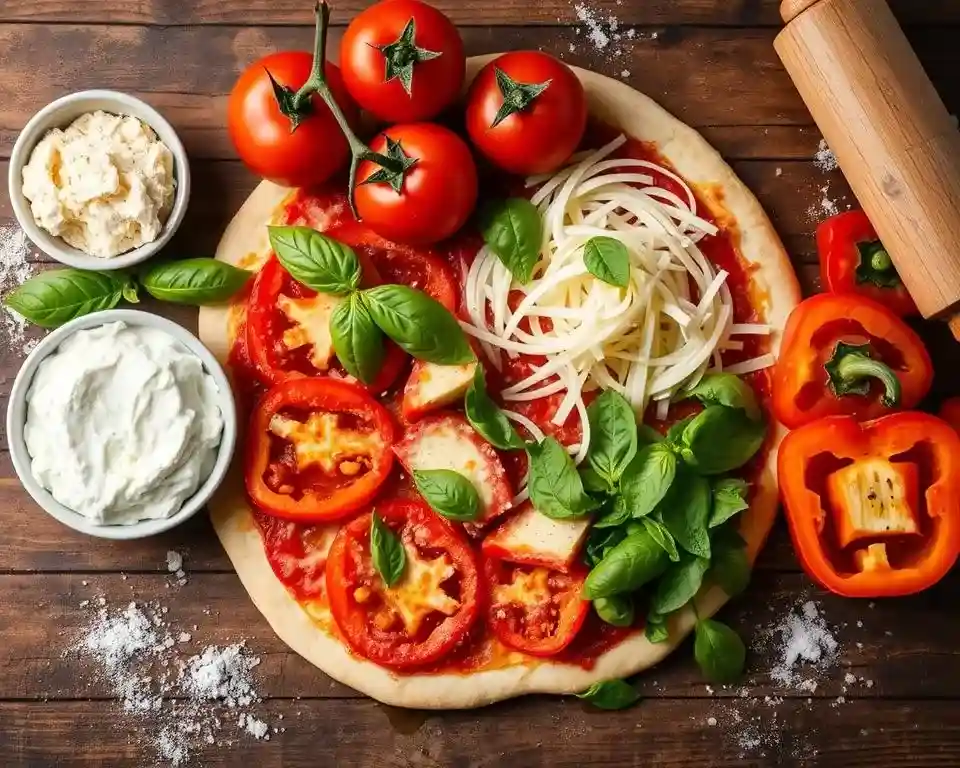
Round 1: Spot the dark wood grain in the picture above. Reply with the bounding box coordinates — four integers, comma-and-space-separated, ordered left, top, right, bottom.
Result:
2, 570, 958, 701
1, 0, 958, 26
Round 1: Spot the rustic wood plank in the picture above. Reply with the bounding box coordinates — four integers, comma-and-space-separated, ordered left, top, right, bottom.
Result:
2, 570, 957, 700
0, 0, 957, 26
2, 697, 959, 768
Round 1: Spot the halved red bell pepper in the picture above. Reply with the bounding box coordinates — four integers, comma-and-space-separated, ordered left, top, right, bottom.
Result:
778, 412, 960, 597
772, 293, 932, 429
939, 397, 960, 434
817, 210, 918, 317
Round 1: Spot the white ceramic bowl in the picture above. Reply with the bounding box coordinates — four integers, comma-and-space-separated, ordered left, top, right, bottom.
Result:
5, 309, 236, 540
8, 90, 191, 271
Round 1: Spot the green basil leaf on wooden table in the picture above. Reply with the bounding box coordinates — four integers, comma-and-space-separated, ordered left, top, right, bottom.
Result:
694, 619, 747, 684
370, 512, 406, 587
658, 467, 712, 559
412, 469, 480, 522
268, 226, 362, 295
139, 258, 251, 305
586, 389, 638, 485
710, 477, 750, 528
464, 365, 525, 450
575, 680, 641, 711
620, 443, 678, 519
681, 373, 761, 421
527, 437, 600, 520
680, 406, 766, 475
650, 552, 711, 615
330, 293, 384, 385
479, 198, 542, 284
583, 236, 631, 288
582, 528, 670, 599
4, 269, 131, 328
364, 284, 475, 365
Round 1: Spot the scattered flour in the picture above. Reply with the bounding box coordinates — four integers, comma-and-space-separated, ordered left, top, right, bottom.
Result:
765, 600, 839, 687
806, 182, 844, 222
182, 644, 260, 707
0, 225, 39, 356
814, 138, 839, 172
166, 551, 183, 573
570, 2, 657, 68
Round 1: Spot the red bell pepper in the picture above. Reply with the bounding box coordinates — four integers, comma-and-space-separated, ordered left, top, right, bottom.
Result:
772, 293, 933, 429
778, 412, 960, 597
939, 397, 960, 434
817, 210, 918, 317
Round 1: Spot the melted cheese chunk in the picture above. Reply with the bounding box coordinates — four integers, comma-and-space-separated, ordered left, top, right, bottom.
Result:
276, 292, 344, 371
406, 360, 478, 414
269, 413, 383, 474
493, 567, 553, 608
485, 504, 590, 571
379, 542, 459, 635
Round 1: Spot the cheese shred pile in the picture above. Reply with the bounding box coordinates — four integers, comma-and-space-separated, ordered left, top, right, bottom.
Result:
461, 135, 771, 463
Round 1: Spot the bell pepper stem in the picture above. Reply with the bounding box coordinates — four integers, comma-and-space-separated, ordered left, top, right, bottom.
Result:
870, 247, 893, 273
834, 351, 901, 407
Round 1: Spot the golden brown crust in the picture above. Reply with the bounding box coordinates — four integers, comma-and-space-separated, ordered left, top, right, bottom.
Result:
198, 57, 800, 710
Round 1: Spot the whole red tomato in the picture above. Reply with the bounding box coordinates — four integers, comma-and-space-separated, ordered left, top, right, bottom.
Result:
340, 0, 465, 123
228, 52, 359, 188
355, 123, 478, 245
465, 51, 587, 176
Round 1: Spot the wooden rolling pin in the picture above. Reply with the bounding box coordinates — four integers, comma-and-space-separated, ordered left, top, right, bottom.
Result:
775, 0, 960, 338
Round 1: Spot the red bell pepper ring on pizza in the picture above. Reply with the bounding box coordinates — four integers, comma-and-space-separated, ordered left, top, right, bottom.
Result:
393, 412, 513, 537
772, 293, 932, 429
484, 556, 590, 656
325, 498, 482, 670
778, 412, 960, 598
245, 378, 396, 522
481, 501, 591, 574
817, 210, 918, 317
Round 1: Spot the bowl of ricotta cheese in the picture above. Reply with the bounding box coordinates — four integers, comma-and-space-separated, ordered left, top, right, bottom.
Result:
5, 310, 236, 540
8, 90, 190, 270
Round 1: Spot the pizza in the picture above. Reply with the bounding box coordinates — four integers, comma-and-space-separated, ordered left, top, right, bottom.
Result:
198, 57, 800, 709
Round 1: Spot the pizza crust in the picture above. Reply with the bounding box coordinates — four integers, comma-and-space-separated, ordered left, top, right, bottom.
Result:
199, 57, 801, 710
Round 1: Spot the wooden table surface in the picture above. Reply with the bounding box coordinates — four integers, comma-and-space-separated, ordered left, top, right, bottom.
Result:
2, 1, 960, 766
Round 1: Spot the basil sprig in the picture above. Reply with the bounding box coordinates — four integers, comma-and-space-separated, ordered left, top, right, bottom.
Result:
140, 258, 252, 304
583, 236, 630, 288
575, 680, 641, 711
330, 294, 384, 385
370, 512, 406, 587
527, 437, 600, 520
479, 198, 542, 284
465, 366, 526, 450
268, 226, 361, 295
412, 469, 480, 522
585, 390, 638, 486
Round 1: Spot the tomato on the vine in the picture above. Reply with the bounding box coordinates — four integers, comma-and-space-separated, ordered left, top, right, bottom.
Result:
340, 0, 465, 123
228, 52, 358, 188
355, 123, 479, 245
465, 51, 587, 176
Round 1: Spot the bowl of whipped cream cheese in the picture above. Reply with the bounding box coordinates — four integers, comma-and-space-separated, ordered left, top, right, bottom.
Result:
5, 309, 236, 540
8, 90, 191, 270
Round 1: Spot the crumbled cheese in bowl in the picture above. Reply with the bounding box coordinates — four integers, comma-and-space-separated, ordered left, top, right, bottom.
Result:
21, 110, 175, 258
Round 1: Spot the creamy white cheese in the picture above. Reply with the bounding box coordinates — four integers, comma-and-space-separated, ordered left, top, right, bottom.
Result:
21, 111, 175, 258
23, 321, 223, 525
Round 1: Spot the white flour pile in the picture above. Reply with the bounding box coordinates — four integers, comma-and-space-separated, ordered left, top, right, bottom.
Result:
0, 225, 38, 356
807, 182, 844, 222
72, 556, 278, 765
764, 600, 839, 688
568, 2, 655, 77
814, 139, 839, 172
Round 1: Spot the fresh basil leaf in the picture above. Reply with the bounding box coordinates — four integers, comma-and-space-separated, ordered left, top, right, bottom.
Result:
665, 415, 696, 446
584, 526, 627, 568
694, 619, 746, 684
710, 478, 750, 528
620, 443, 677, 519
364, 284, 475, 365
4, 269, 128, 328
527, 437, 600, 520
593, 496, 631, 529
575, 680, 641, 711
120, 275, 141, 304
412, 469, 480, 522
681, 373, 761, 421
658, 467, 711, 559
650, 552, 710, 615
479, 198, 542, 284
680, 406, 766, 475
139, 258, 251, 305
580, 466, 616, 496
645, 613, 670, 644
583, 236, 630, 288
464, 365, 524, 449
594, 595, 635, 627
709, 532, 751, 597
583, 529, 669, 599
586, 390, 638, 485
638, 424, 664, 445
268, 226, 361, 295
370, 512, 406, 587
330, 293, 384, 385
641, 517, 680, 562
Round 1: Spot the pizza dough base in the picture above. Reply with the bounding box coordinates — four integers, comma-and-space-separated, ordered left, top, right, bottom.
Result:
199, 57, 802, 710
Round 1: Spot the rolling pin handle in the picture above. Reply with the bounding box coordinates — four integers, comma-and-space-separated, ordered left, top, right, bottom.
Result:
781, 0, 824, 23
